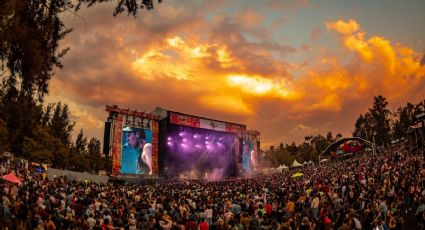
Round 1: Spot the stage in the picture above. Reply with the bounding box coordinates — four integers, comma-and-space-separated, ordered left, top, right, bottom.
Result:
104, 105, 261, 180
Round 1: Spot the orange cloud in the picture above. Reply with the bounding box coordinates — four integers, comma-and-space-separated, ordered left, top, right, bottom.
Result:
51, 6, 425, 147
324, 19, 425, 100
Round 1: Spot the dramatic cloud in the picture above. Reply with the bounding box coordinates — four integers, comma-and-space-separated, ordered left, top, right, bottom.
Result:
49, 1, 425, 147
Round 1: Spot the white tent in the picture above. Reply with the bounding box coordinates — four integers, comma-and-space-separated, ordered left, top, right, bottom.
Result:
276, 164, 289, 171
319, 158, 328, 163
308, 160, 314, 165
291, 160, 303, 167
303, 161, 308, 165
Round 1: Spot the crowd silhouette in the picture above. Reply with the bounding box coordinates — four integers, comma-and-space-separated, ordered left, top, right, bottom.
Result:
1, 142, 424, 230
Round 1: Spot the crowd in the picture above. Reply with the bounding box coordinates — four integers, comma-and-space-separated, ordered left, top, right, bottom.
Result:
1, 142, 425, 230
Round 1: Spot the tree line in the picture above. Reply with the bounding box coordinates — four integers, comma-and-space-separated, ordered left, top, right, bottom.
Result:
0, 0, 161, 172
0, 95, 109, 172
264, 95, 425, 167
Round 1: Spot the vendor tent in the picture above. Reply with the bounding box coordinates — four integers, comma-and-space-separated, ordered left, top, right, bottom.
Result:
292, 172, 303, 178
2, 173, 22, 185
291, 160, 303, 167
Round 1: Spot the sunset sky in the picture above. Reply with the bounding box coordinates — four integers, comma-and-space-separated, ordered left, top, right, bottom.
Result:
48, 0, 425, 147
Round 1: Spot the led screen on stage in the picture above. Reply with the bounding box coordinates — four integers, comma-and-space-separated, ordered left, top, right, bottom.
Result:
121, 127, 153, 175
242, 140, 258, 173
165, 125, 237, 179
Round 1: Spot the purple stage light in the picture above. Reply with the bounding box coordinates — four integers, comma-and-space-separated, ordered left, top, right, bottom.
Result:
167, 142, 172, 146
167, 137, 172, 141
165, 125, 237, 180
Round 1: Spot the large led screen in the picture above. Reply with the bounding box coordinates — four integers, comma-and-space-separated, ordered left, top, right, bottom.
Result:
164, 125, 237, 180
242, 140, 258, 173
121, 127, 153, 175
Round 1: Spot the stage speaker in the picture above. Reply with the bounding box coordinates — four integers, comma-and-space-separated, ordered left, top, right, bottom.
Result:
103, 122, 112, 154
257, 141, 261, 153
239, 138, 244, 162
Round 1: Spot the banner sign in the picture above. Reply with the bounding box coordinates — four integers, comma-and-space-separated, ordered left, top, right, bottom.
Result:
170, 112, 246, 133
151, 120, 159, 175
112, 116, 123, 176
200, 118, 226, 131
170, 112, 200, 128
226, 123, 246, 133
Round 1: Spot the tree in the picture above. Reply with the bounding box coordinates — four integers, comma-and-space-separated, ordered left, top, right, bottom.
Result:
0, 0, 160, 157
326, 132, 334, 142
287, 142, 298, 155
21, 125, 55, 164
88, 137, 101, 155
77, 0, 161, 16
0, 119, 8, 152
310, 134, 328, 155
353, 114, 368, 139
0, 93, 43, 154
49, 102, 75, 147
87, 137, 104, 171
74, 129, 88, 155
41, 103, 54, 127
392, 100, 425, 140
1, 0, 160, 101
369, 96, 391, 146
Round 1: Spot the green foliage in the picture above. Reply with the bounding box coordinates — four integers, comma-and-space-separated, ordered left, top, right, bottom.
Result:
0, 0, 156, 171
49, 102, 75, 147
21, 125, 55, 164
87, 137, 105, 171
354, 96, 425, 145
392, 101, 425, 140
76, 0, 161, 16
369, 96, 392, 146
264, 96, 424, 167
0, 119, 8, 152
74, 129, 88, 155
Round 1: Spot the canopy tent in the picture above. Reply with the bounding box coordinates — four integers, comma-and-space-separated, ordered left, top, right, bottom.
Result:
303, 161, 308, 165
277, 164, 289, 171
292, 172, 303, 178
407, 121, 425, 148
319, 158, 329, 163
2, 173, 22, 185
320, 137, 373, 158
407, 122, 423, 134
308, 160, 314, 165
291, 160, 303, 167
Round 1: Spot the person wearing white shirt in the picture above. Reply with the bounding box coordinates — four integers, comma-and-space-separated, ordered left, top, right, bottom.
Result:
87, 214, 96, 229
204, 206, 213, 226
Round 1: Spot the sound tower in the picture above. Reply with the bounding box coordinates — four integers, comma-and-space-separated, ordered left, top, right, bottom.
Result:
103, 122, 112, 154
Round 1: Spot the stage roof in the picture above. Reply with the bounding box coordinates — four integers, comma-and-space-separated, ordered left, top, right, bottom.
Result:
151, 107, 246, 128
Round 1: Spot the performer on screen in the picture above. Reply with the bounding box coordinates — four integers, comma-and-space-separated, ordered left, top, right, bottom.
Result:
122, 127, 153, 175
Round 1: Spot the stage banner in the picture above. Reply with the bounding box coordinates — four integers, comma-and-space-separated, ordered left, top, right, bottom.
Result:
200, 118, 226, 131
151, 120, 159, 175
170, 112, 200, 128
112, 116, 123, 176
236, 138, 241, 175
226, 123, 246, 133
